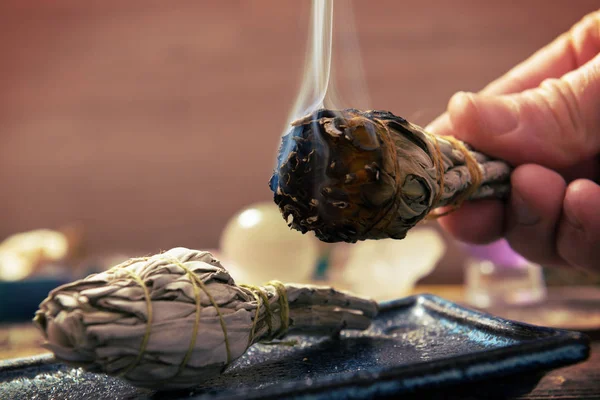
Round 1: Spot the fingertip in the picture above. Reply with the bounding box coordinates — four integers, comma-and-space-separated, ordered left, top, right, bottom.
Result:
557, 179, 600, 271
510, 164, 566, 211
505, 164, 566, 265
447, 91, 482, 143
562, 179, 600, 237
437, 200, 505, 244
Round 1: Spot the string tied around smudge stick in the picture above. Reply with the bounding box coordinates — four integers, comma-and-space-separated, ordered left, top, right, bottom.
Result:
424, 132, 484, 219
362, 116, 484, 233
111, 257, 292, 380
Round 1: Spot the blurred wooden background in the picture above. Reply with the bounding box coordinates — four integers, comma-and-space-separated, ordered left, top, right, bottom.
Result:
1, 1, 598, 255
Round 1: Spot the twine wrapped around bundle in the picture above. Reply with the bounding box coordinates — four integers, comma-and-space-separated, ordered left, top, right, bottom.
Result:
34, 247, 378, 390
269, 109, 512, 243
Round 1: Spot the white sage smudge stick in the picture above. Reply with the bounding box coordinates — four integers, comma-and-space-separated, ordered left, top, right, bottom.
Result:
34, 247, 378, 390
270, 108, 512, 243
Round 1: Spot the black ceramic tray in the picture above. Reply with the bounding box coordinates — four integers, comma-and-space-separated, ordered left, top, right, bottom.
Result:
0, 295, 590, 400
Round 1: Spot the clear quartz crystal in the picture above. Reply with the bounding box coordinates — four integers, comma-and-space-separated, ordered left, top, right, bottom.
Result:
465, 240, 547, 309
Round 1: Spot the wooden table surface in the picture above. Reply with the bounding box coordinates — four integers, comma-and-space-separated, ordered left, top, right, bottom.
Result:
2, 285, 598, 399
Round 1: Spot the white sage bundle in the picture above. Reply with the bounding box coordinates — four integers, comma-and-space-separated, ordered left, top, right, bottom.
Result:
34, 247, 378, 390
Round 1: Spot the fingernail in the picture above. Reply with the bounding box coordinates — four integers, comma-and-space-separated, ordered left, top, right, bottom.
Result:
512, 192, 540, 226
449, 92, 520, 136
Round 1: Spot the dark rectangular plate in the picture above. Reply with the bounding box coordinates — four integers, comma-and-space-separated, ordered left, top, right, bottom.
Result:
0, 295, 590, 400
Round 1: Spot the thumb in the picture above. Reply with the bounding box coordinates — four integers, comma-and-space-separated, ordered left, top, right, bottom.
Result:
446, 53, 600, 169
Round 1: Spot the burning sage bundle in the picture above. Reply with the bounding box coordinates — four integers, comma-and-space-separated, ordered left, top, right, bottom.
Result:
270, 108, 512, 243
34, 247, 378, 390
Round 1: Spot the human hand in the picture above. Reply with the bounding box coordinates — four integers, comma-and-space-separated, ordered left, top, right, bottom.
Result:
426, 11, 600, 271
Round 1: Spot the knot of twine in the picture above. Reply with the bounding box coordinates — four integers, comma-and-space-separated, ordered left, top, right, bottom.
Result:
110, 257, 291, 380
240, 280, 292, 346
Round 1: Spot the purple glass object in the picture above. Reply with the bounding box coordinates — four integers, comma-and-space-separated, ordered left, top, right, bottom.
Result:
466, 239, 529, 268
464, 239, 547, 308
